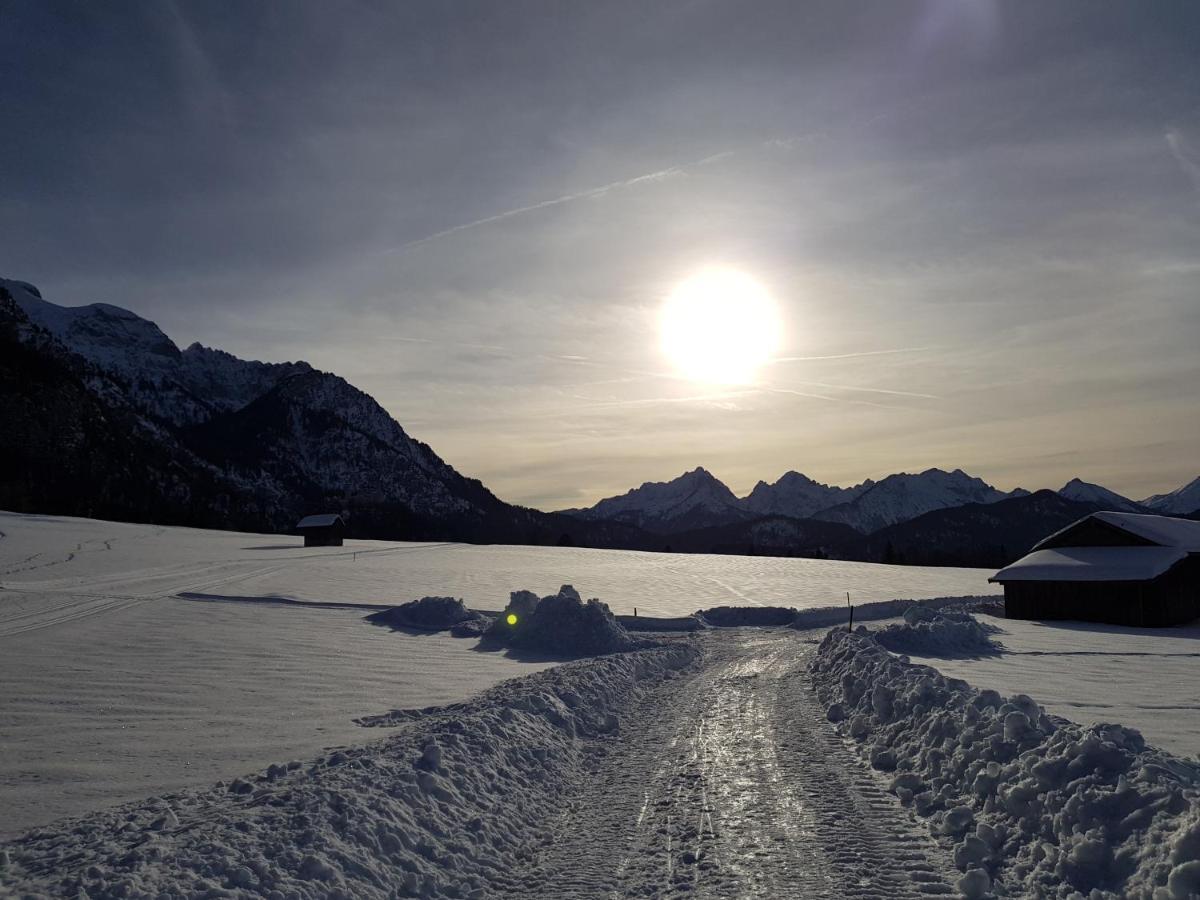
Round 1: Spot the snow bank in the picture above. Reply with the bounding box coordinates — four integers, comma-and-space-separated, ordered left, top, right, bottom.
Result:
366, 595, 488, 632
810, 622, 1200, 898
487, 585, 641, 656
792, 594, 997, 631
874, 607, 1003, 657
616, 613, 707, 632
0, 642, 699, 898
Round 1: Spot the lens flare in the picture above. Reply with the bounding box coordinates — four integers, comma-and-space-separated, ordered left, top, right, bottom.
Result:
506, 613, 518, 626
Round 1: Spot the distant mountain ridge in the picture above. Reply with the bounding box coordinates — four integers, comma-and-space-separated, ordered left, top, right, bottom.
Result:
742, 471, 874, 519
809, 468, 1025, 533
558, 467, 751, 534
1139, 476, 1200, 515
3, 275, 1194, 563
563, 466, 1030, 535
559, 465, 1198, 565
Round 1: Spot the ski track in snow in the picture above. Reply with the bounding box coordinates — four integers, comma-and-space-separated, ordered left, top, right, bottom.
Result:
513, 631, 957, 898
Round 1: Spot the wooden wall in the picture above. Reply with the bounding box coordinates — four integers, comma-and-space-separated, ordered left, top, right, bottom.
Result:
1003, 559, 1200, 627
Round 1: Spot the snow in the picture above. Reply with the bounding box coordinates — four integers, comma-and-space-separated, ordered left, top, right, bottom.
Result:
0, 510, 999, 617
811, 618, 1200, 898
1081, 511, 1200, 550
812, 467, 1018, 533
874, 606, 1003, 656
0, 642, 698, 898
0, 593, 558, 839
570, 466, 1029, 534
1142, 476, 1200, 516
560, 466, 748, 531
741, 470, 873, 519
0, 511, 994, 835
905, 614, 1200, 760
1057, 477, 1143, 513
991, 546, 1189, 582
366, 595, 488, 631
496, 585, 641, 656
296, 513, 342, 528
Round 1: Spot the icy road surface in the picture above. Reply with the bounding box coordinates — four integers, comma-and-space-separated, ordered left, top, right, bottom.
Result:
512, 631, 957, 898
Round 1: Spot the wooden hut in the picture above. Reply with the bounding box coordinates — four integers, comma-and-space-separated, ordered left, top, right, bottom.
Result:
296, 513, 345, 547
991, 511, 1200, 626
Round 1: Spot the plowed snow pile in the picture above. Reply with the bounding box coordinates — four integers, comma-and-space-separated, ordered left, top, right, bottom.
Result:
811, 617, 1200, 899
366, 595, 488, 632
489, 585, 641, 656
874, 606, 1002, 657
0, 643, 698, 898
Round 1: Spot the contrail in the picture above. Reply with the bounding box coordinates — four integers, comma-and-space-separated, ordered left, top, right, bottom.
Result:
389, 146, 744, 253
788, 380, 939, 400
759, 384, 910, 411
392, 165, 685, 252
773, 347, 932, 363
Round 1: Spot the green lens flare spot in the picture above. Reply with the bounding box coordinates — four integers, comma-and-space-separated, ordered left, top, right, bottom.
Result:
506, 613, 518, 626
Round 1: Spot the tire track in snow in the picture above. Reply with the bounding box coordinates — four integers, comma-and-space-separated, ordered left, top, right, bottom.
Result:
514, 630, 957, 898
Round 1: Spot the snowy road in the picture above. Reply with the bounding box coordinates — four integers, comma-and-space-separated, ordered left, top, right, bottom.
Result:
512, 630, 957, 898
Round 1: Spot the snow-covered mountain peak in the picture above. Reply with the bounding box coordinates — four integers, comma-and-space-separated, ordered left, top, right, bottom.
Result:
811, 467, 1016, 533
1140, 476, 1200, 515
561, 467, 747, 533
3, 277, 320, 426
1057, 478, 1142, 512
741, 470, 874, 519
5, 278, 181, 375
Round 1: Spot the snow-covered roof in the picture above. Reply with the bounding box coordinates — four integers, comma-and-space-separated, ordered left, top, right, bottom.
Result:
296, 514, 342, 529
990, 547, 1188, 583
1031, 511, 1200, 553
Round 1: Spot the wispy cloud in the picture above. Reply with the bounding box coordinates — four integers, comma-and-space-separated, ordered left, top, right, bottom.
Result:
1165, 127, 1200, 196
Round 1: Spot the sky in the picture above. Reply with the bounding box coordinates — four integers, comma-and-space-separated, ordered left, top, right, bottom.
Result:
2, 1, 1198, 510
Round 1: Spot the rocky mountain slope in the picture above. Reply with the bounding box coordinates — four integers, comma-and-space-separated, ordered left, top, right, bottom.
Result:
0, 278, 646, 547
854, 490, 1108, 568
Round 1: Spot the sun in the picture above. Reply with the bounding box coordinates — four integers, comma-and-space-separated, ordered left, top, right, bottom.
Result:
659, 267, 782, 385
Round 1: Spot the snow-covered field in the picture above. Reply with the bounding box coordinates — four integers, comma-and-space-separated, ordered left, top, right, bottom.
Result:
0, 510, 998, 616
4, 510, 1199, 897
908, 614, 1200, 760
0, 510, 996, 838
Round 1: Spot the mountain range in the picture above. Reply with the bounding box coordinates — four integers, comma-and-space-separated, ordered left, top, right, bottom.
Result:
0, 278, 645, 548
3, 275, 1196, 567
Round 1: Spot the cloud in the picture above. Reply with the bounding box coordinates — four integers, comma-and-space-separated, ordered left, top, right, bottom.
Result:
1165, 128, 1200, 196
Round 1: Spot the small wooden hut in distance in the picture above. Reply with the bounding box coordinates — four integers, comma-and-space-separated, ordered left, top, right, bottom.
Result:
296, 513, 345, 547
991, 511, 1200, 626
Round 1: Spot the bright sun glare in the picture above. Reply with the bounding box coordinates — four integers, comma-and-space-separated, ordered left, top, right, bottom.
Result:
660, 267, 782, 385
